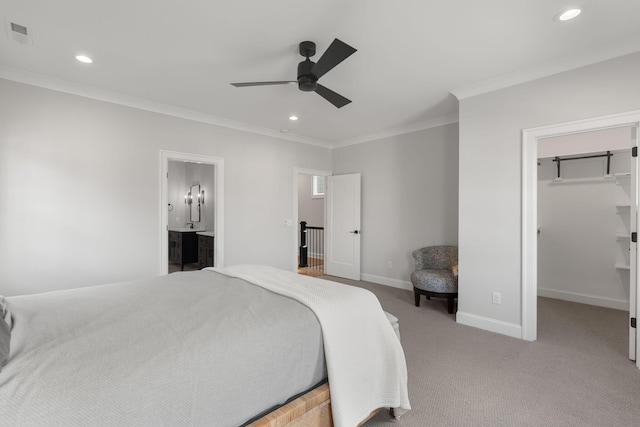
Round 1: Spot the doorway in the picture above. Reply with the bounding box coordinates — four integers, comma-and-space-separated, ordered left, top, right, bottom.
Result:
293, 168, 330, 274
537, 133, 633, 359
160, 151, 225, 275
537, 131, 632, 308
167, 160, 215, 273
522, 111, 640, 368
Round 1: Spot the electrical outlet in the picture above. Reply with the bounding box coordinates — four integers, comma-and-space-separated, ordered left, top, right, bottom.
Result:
387, 261, 393, 269
492, 292, 501, 305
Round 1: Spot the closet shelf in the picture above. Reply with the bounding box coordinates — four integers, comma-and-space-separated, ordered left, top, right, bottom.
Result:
615, 173, 631, 187
550, 176, 616, 184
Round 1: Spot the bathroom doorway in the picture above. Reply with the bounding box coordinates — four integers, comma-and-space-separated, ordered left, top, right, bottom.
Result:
160, 151, 225, 275
167, 160, 215, 273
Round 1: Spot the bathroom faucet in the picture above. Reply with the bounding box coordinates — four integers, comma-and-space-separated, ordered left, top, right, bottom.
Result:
186, 222, 194, 229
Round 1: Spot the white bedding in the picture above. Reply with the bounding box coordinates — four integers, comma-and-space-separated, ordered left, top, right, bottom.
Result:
0, 265, 410, 426
210, 265, 411, 427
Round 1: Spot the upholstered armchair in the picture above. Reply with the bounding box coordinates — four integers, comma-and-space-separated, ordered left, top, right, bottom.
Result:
410, 246, 458, 314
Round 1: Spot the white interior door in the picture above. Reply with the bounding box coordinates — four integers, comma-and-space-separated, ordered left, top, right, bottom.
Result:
631, 128, 638, 362
325, 173, 361, 280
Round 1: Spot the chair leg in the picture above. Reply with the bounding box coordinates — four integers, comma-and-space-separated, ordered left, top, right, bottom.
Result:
447, 297, 455, 314
414, 291, 420, 307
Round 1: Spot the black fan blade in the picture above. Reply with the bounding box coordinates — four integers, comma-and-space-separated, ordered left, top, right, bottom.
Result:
315, 84, 351, 108
231, 81, 296, 87
311, 39, 357, 79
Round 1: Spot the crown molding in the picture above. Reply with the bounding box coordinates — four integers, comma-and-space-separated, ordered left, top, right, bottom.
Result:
450, 35, 640, 101
0, 65, 332, 148
0, 64, 459, 150
331, 113, 459, 148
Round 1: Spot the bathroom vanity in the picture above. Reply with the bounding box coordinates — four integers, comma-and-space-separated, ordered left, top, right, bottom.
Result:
197, 232, 214, 269
168, 229, 199, 271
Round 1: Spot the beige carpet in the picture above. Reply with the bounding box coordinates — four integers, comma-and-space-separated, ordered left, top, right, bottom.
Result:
320, 275, 640, 427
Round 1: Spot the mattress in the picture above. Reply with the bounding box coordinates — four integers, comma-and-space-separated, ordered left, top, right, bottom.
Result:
0, 270, 326, 426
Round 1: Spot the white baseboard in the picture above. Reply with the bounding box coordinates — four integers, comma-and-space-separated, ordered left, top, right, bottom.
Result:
361, 273, 413, 291
538, 287, 628, 311
456, 311, 522, 339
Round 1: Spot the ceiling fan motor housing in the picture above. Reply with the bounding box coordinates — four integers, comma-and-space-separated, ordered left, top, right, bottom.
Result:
299, 41, 316, 58
297, 59, 318, 91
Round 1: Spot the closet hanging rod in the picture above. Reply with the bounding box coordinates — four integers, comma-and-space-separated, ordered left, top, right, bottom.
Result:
551, 151, 612, 178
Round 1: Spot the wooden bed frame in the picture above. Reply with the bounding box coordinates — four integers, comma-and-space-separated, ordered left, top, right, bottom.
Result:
248, 382, 382, 427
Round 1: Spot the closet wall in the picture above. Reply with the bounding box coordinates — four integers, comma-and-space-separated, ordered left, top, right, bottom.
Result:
537, 127, 633, 310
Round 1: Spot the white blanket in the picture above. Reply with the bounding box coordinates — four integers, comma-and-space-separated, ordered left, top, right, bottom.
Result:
209, 265, 411, 427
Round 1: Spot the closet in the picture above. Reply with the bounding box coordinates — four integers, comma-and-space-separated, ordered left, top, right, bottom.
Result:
537, 127, 634, 310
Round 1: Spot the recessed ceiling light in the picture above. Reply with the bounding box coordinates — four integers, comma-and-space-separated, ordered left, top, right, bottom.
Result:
75, 55, 93, 64
289, 115, 298, 121
555, 8, 582, 22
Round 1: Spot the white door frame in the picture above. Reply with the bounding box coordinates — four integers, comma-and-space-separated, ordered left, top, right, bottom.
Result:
292, 167, 331, 272
522, 111, 640, 349
160, 150, 225, 275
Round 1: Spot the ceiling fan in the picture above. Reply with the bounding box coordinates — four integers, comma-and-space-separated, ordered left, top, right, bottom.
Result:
231, 38, 357, 108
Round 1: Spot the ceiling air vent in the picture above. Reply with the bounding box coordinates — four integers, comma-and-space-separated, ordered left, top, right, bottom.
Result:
6, 21, 33, 44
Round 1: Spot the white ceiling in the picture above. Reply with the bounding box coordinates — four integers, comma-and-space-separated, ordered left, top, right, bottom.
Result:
1, 0, 639, 148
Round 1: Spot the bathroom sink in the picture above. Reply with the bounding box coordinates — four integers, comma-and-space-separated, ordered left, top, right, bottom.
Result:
169, 227, 205, 232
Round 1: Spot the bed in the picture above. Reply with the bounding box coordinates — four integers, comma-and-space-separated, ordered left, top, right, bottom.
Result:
0, 265, 410, 426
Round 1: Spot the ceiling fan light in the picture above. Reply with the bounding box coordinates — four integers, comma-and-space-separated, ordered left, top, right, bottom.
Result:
297, 74, 317, 92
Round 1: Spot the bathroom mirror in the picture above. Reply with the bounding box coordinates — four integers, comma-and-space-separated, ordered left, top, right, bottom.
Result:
190, 184, 200, 222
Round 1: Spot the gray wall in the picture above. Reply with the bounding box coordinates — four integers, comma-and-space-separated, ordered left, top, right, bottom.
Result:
332, 123, 459, 288
297, 174, 324, 228
0, 78, 331, 296
185, 162, 216, 231
458, 52, 640, 332
168, 161, 215, 232
168, 161, 187, 225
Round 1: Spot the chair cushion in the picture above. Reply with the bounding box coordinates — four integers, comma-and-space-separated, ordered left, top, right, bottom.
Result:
411, 269, 457, 293
412, 246, 457, 270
